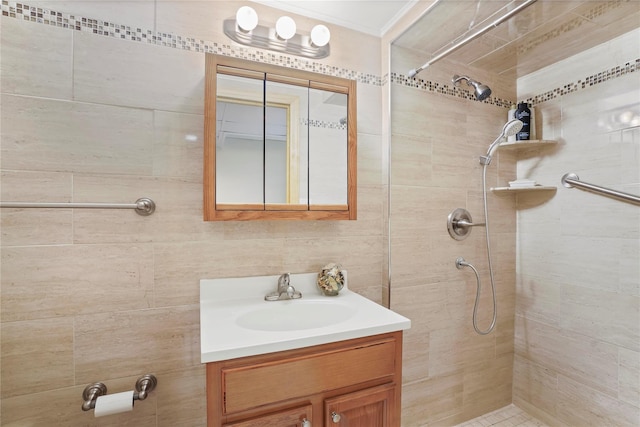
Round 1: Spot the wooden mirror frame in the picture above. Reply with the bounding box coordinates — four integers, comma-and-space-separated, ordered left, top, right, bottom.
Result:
204, 54, 357, 221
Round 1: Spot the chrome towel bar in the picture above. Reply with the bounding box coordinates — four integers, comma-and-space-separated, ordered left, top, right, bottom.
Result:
0, 197, 156, 216
561, 173, 640, 206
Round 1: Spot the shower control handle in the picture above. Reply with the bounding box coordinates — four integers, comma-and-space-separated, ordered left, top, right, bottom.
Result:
447, 208, 484, 241
455, 219, 485, 228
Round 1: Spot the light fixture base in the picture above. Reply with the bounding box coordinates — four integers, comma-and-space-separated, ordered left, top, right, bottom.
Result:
223, 19, 330, 59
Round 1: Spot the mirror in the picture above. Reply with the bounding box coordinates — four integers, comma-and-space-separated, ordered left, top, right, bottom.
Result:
204, 54, 357, 221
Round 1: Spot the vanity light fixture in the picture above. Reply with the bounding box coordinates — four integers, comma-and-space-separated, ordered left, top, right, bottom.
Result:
275, 16, 296, 40
223, 6, 331, 59
310, 24, 330, 47
236, 6, 258, 32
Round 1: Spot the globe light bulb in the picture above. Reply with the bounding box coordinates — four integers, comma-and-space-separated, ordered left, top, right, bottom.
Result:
236, 6, 258, 32
310, 24, 330, 47
276, 16, 296, 40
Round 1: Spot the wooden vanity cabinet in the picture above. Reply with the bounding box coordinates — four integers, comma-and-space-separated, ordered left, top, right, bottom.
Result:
324, 383, 396, 426
206, 331, 403, 427
222, 404, 313, 427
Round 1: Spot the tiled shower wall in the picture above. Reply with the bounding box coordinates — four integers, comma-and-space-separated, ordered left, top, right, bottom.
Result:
513, 29, 640, 427
0, 2, 386, 425
389, 46, 518, 426
389, 26, 639, 426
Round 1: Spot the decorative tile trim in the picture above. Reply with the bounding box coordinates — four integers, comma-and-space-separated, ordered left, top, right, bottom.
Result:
0, 0, 383, 86
522, 59, 639, 106
304, 119, 347, 131
2, 1, 637, 106
389, 72, 513, 108
391, 58, 639, 108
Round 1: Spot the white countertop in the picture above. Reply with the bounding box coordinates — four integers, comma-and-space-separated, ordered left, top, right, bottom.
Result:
200, 272, 411, 363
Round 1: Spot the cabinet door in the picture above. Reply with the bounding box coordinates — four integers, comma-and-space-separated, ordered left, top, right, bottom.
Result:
223, 404, 312, 427
325, 384, 396, 427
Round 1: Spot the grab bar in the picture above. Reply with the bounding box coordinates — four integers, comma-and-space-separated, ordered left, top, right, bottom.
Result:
561, 173, 640, 206
0, 197, 156, 216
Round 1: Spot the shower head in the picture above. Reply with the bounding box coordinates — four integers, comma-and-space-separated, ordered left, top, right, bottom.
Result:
480, 119, 524, 165
452, 75, 492, 101
501, 118, 524, 138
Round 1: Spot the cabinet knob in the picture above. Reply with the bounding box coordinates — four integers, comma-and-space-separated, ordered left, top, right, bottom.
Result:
331, 412, 341, 423
301, 418, 311, 427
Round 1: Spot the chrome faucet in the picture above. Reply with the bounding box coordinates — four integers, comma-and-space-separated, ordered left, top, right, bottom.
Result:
265, 273, 302, 301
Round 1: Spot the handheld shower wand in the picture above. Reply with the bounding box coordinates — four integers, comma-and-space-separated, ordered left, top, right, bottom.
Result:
480, 119, 523, 165
460, 119, 522, 335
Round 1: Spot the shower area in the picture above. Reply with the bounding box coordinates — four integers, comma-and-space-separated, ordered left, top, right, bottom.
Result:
388, 0, 639, 426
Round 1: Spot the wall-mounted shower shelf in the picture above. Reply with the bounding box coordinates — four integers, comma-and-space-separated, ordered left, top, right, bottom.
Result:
493, 139, 559, 196
491, 186, 557, 193
499, 139, 557, 149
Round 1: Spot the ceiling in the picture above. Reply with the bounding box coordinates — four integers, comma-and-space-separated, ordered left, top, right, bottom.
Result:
249, 0, 417, 36
250, 0, 639, 79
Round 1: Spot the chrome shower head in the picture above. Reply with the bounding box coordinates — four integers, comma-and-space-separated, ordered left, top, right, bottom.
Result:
452, 75, 492, 101
480, 119, 524, 165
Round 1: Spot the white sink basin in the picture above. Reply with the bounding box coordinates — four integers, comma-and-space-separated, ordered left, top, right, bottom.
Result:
236, 300, 354, 331
200, 272, 411, 362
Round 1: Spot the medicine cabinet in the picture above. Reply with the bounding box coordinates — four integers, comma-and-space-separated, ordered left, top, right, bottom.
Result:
204, 54, 357, 221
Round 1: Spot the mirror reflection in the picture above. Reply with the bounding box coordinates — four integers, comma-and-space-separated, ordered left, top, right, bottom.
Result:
309, 89, 347, 205
216, 74, 312, 207
204, 54, 357, 221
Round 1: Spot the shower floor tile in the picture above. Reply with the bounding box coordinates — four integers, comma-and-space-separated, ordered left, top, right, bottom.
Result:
454, 404, 549, 427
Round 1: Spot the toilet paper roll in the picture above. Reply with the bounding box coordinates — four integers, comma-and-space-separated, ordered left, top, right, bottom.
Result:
94, 390, 134, 417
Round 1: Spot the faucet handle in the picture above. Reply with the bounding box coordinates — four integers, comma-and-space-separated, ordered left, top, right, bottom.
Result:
265, 273, 302, 301
278, 273, 290, 288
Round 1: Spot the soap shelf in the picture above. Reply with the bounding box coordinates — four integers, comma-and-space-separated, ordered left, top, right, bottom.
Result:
491, 186, 557, 194
499, 139, 557, 149
494, 139, 559, 195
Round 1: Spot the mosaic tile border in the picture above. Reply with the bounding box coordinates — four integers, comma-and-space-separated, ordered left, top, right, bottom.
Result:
390, 72, 513, 108
304, 119, 347, 131
0, 0, 382, 86
2, 0, 637, 107
523, 59, 640, 106
391, 57, 639, 108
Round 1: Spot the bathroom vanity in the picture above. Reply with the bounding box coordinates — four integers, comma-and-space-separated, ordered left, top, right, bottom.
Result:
200, 273, 410, 427
206, 331, 402, 426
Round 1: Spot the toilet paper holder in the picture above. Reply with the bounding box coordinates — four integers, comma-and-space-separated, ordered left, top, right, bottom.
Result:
81, 374, 157, 411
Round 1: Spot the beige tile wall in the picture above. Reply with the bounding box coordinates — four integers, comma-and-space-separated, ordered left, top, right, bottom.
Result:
389, 45, 518, 426
513, 29, 640, 427
2, 1, 637, 426
0, 2, 385, 426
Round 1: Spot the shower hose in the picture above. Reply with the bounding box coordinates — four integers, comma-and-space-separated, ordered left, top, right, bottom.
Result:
457, 163, 498, 335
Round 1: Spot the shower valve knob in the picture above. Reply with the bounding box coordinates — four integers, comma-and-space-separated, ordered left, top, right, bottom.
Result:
447, 208, 479, 240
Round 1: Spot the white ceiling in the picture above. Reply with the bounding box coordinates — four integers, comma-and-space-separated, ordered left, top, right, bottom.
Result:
249, 0, 417, 36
